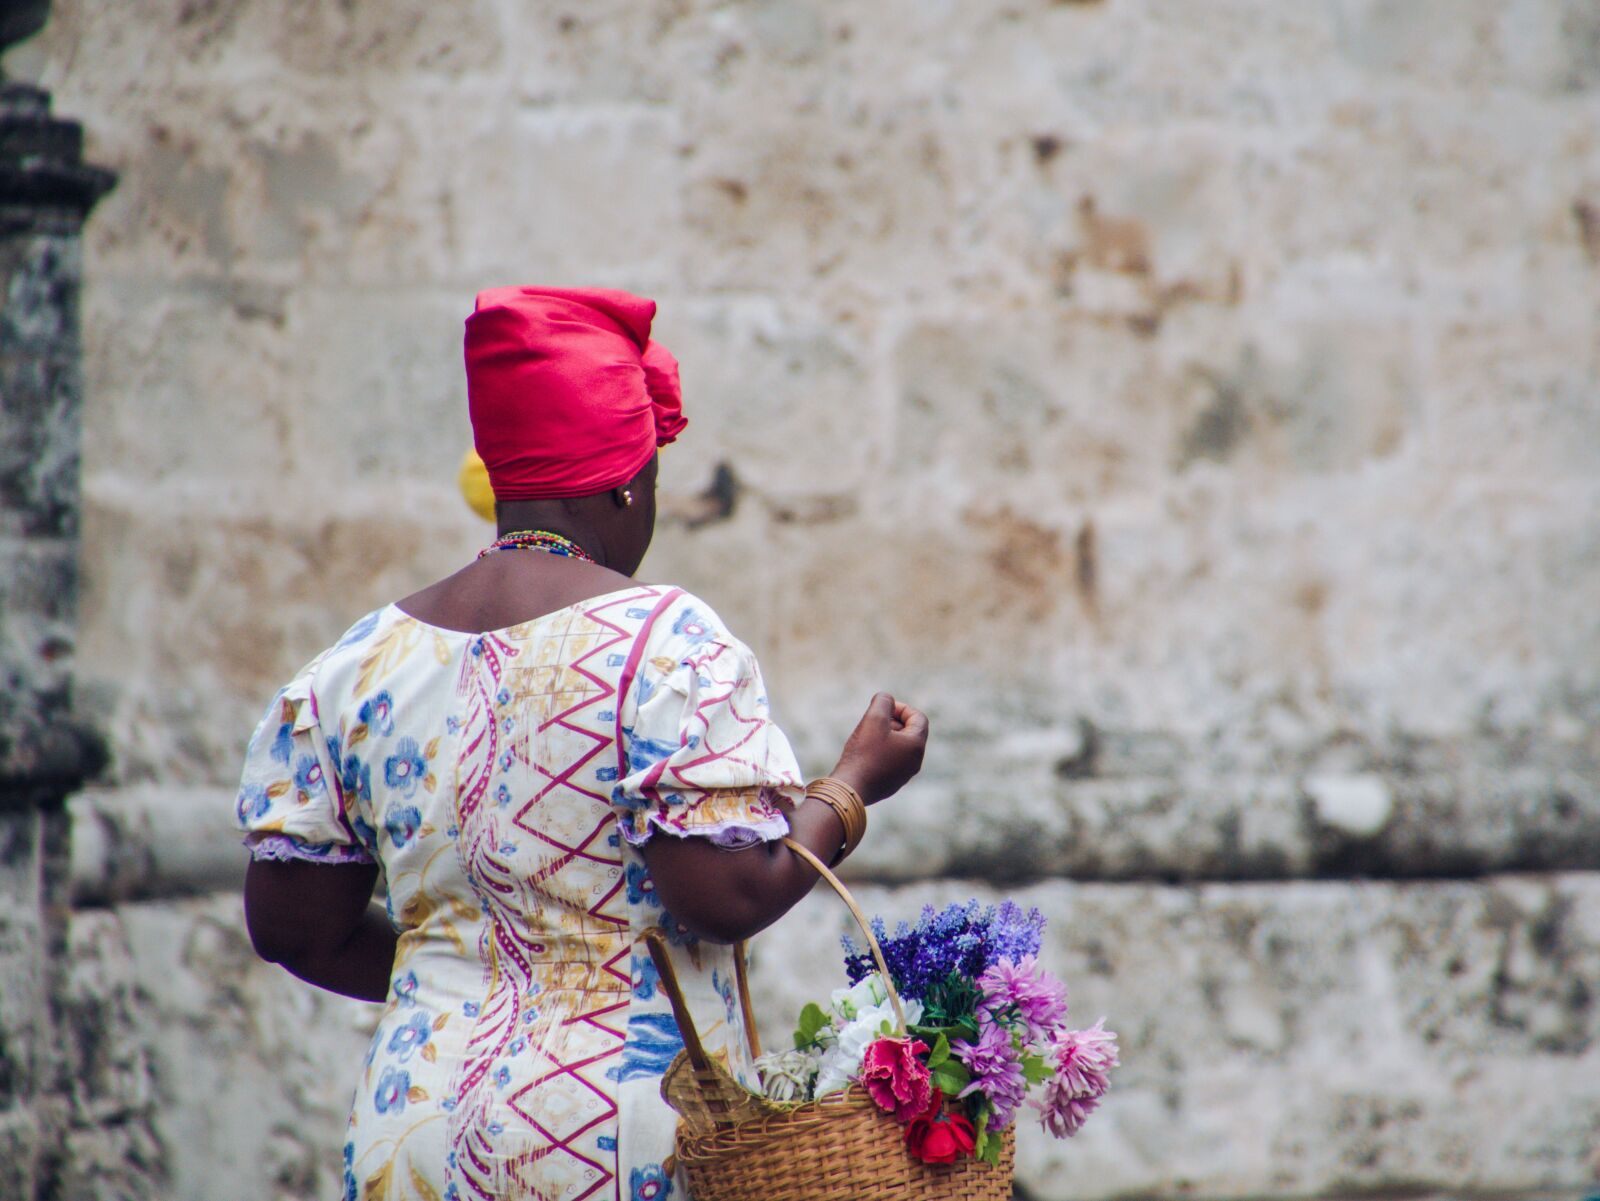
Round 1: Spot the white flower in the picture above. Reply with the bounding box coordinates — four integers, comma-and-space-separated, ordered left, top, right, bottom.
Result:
829, 974, 889, 1022
812, 992, 923, 1099
753, 1047, 822, 1102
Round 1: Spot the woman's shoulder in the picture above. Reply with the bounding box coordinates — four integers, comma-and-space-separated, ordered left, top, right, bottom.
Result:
276, 604, 419, 709
635, 586, 741, 651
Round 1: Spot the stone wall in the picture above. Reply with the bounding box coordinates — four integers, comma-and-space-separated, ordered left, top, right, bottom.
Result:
3, 1, 1597, 1198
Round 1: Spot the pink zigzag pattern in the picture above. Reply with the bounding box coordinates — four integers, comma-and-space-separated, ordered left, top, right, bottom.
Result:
447, 587, 672, 1201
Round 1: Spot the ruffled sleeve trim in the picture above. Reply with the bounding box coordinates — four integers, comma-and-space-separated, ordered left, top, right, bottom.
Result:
244, 832, 376, 866
616, 785, 792, 848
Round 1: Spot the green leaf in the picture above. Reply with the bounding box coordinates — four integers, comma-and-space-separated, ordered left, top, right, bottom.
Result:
973, 1125, 990, 1161
1022, 1052, 1053, 1085
927, 1033, 951, 1069
979, 1135, 1003, 1165
955, 1016, 981, 1041
793, 1002, 829, 1050
930, 1060, 971, 1096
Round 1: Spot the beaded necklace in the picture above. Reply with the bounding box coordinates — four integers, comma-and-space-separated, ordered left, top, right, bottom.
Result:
477, 529, 596, 563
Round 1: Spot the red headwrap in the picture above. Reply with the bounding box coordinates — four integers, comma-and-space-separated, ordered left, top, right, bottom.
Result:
465, 286, 687, 501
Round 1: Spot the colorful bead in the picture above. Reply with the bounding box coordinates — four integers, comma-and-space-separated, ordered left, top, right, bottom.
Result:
477, 530, 596, 563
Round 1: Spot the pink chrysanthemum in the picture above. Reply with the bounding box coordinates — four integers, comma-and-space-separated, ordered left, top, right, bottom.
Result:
1037, 1019, 1119, 1139
1037, 1085, 1105, 1138
976, 955, 1069, 1041
953, 1017, 1027, 1129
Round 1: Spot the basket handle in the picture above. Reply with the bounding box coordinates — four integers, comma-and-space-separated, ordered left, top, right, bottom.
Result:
642, 835, 909, 1076
778, 837, 907, 1032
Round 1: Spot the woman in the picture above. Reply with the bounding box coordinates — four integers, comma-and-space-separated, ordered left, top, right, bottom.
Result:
236, 286, 928, 1201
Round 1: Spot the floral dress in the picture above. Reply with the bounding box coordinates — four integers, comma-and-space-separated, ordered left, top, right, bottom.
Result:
236, 585, 804, 1201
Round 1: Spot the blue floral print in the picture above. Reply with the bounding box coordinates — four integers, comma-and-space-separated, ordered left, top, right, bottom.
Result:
632, 956, 659, 1001
609, 1013, 684, 1083
237, 785, 270, 823
385, 804, 423, 849
293, 754, 325, 797
622, 730, 682, 776
388, 1012, 432, 1062
342, 1142, 358, 1201
374, 1066, 410, 1115
269, 716, 294, 765
625, 862, 659, 907
631, 1163, 675, 1200
384, 736, 428, 796
393, 971, 419, 1007
336, 609, 381, 648
671, 606, 716, 647
341, 753, 372, 803
713, 968, 738, 1024
359, 690, 396, 737
351, 815, 378, 854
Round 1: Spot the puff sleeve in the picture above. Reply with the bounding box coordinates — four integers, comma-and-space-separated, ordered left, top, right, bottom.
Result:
610, 596, 803, 848
235, 653, 377, 866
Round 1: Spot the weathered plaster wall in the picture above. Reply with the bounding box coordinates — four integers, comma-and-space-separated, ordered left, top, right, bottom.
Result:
3, 0, 1597, 1197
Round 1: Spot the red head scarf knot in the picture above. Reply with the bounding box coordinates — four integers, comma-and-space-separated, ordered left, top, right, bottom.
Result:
465, 286, 687, 501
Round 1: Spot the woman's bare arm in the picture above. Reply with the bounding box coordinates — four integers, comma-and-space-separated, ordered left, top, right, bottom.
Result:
642, 693, 928, 944
243, 858, 397, 1003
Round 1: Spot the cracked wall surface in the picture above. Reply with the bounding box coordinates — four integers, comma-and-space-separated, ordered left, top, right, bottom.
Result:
1, 0, 1596, 1197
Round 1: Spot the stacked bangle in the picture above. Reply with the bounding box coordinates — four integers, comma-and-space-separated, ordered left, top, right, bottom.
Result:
806, 777, 868, 865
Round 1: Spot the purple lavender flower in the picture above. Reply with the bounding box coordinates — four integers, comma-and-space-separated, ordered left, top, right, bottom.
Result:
842, 900, 1047, 1001
985, 902, 1046, 966
952, 1017, 1027, 1129
977, 956, 1069, 1042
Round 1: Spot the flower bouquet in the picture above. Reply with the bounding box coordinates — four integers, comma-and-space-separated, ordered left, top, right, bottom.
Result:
754, 900, 1119, 1165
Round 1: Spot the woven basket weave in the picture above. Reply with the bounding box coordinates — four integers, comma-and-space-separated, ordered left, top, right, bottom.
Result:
645, 839, 1016, 1201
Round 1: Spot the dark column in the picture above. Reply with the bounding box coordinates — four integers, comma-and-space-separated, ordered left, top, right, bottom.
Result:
0, 6, 114, 1193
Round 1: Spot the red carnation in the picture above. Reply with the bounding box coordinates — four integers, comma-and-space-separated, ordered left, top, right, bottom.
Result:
903, 1090, 977, 1164
860, 1036, 933, 1123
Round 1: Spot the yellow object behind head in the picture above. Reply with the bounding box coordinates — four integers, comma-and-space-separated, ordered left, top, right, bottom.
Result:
459, 449, 496, 522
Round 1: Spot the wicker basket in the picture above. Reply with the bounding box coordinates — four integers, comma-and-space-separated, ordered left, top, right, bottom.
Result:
645, 839, 1016, 1201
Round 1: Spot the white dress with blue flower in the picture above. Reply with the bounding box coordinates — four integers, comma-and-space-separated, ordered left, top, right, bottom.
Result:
236, 585, 803, 1201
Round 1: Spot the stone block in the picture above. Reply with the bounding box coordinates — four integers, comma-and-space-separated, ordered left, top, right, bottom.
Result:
56, 910, 162, 1200
846, 763, 1600, 885
437, 105, 686, 290
650, 295, 876, 500
1330, 0, 1600, 94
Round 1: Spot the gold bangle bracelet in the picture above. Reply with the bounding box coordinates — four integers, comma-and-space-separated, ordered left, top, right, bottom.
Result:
805, 777, 867, 865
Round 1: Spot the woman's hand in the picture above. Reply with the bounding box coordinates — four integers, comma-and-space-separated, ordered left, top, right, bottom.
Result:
828, 692, 929, 804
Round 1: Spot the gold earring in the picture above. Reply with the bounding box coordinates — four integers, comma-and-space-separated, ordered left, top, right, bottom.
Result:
622, 488, 634, 507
